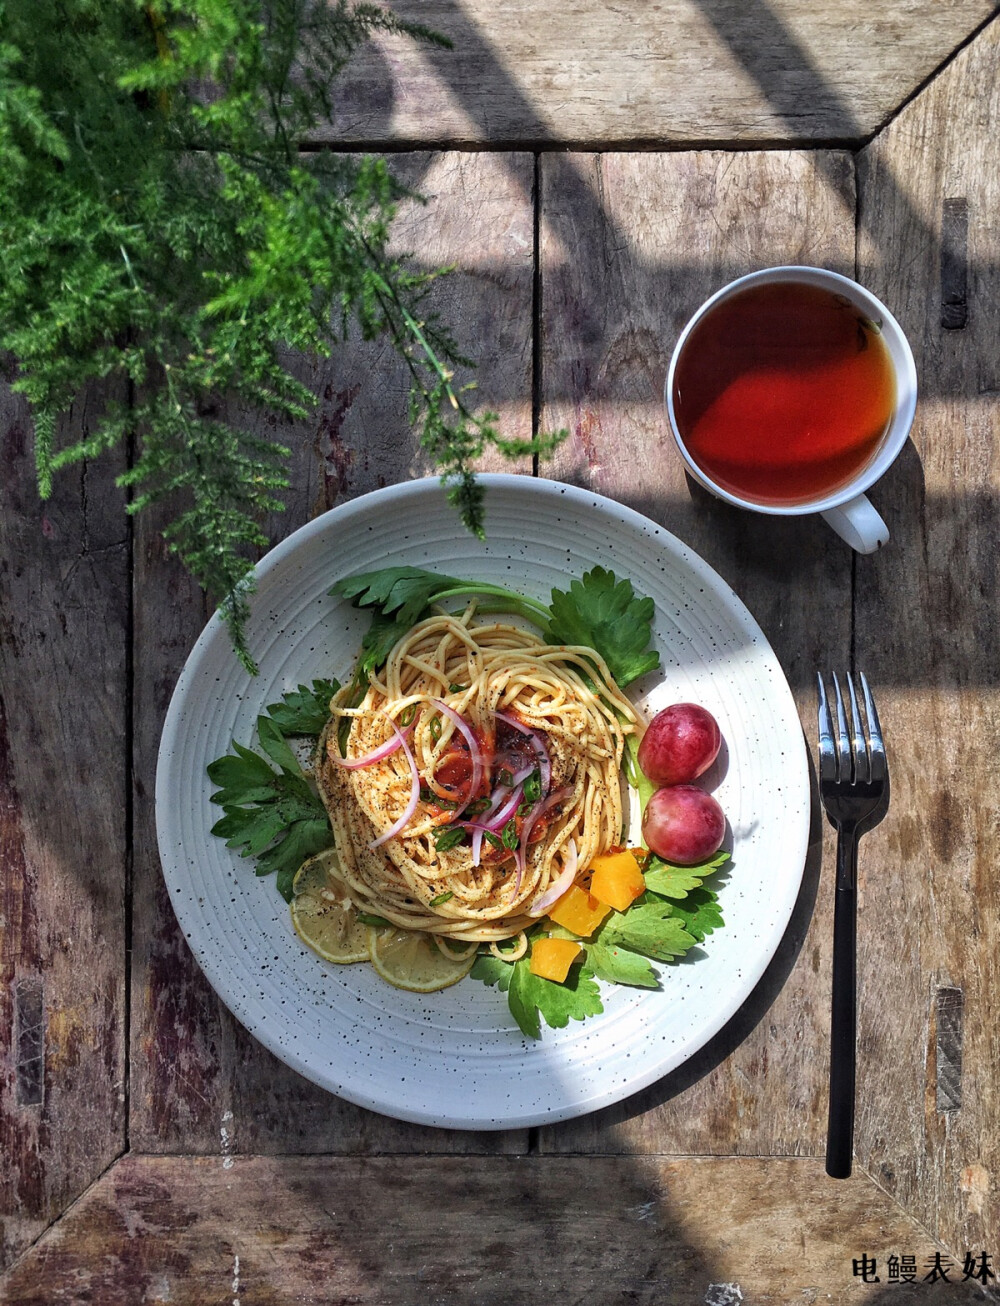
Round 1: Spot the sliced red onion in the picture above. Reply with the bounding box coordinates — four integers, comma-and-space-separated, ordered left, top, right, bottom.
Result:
331, 722, 411, 770
469, 781, 518, 867
528, 838, 578, 916
495, 710, 551, 793
367, 720, 420, 850
484, 785, 523, 833
512, 786, 572, 897
432, 699, 483, 819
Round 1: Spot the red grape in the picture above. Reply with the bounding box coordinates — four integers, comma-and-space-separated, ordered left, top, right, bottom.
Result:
637, 703, 721, 787
642, 785, 726, 865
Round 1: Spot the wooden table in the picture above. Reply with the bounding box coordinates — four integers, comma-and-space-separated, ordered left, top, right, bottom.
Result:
3, 4, 1000, 1301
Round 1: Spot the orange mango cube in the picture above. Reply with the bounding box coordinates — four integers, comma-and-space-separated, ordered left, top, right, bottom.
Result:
589, 849, 646, 912
546, 884, 612, 938
529, 937, 583, 983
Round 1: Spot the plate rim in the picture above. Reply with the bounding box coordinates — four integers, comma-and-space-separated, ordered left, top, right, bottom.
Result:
155, 472, 810, 1128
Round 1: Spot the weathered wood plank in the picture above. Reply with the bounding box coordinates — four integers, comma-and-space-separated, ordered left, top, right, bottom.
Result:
129, 152, 534, 1155
0, 1153, 985, 1304
0, 386, 127, 1268
855, 18, 1000, 1254
320, 0, 995, 146
538, 151, 856, 1155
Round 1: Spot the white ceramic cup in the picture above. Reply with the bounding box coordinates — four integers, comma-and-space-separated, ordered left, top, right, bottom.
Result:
664, 266, 917, 552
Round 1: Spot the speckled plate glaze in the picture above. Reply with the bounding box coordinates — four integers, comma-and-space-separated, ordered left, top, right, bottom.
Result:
157, 475, 809, 1129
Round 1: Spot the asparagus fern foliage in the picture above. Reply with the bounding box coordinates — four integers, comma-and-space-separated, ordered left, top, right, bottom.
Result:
0, 0, 561, 669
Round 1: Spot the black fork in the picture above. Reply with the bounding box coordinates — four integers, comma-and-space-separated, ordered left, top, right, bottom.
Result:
817, 672, 890, 1178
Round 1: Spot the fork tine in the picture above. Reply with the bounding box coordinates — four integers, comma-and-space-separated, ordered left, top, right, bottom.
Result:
832, 674, 852, 783
846, 674, 870, 784
817, 673, 837, 783
859, 671, 888, 783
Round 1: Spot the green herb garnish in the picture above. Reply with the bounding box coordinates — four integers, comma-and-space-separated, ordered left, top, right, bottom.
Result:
473, 853, 731, 1037
6, 5, 565, 671
434, 826, 467, 852
421, 785, 457, 809
264, 680, 340, 737
333, 565, 661, 696
357, 912, 392, 928
331, 566, 552, 630
207, 717, 332, 903
643, 851, 730, 899
471, 951, 604, 1040
428, 891, 454, 907
522, 769, 542, 803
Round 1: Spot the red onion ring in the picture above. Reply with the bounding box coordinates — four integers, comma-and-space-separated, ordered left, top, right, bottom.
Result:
469, 781, 517, 867
484, 785, 523, 833
331, 722, 411, 770
495, 710, 551, 793
367, 720, 420, 850
512, 786, 572, 896
432, 700, 483, 820
528, 838, 578, 916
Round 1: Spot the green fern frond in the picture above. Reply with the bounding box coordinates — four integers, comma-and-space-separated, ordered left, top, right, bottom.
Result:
0, 0, 565, 667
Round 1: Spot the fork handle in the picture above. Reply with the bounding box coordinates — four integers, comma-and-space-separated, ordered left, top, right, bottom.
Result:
827, 828, 858, 1178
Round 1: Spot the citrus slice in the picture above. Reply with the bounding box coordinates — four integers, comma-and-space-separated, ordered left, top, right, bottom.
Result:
367, 926, 477, 993
290, 849, 369, 964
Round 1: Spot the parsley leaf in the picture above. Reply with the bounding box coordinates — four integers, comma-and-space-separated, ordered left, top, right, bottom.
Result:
656, 886, 725, 943
583, 939, 660, 988
598, 900, 698, 962
642, 851, 730, 899
331, 567, 553, 679
264, 680, 340, 736
208, 718, 333, 904
470, 953, 514, 990
332, 566, 464, 626
331, 565, 663, 699
359, 611, 425, 681
470, 952, 603, 1038
509, 962, 604, 1038
546, 566, 660, 689
256, 715, 304, 776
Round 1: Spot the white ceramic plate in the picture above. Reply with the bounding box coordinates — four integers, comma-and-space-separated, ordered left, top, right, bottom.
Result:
157, 475, 809, 1129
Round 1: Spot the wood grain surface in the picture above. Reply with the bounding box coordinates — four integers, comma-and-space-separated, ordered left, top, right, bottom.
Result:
854, 17, 1000, 1254
538, 149, 854, 1156
5, 9, 1000, 1294
128, 152, 534, 1157
0, 386, 128, 1269
3, 1153, 989, 1305
320, 0, 996, 146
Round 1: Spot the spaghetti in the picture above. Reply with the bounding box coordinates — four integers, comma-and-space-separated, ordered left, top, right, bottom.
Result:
315, 606, 639, 947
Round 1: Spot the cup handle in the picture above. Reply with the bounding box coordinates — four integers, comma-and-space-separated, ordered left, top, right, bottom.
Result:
820, 494, 889, 553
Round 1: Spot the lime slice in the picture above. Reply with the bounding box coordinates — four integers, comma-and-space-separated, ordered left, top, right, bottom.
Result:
290, 849, 369, 964
367, 926, 477, 993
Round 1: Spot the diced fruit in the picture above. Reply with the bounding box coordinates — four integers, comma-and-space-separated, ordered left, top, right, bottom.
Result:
547, 884, 612, 938
530, 937, 584, 983
291, 850, 370, 963
637, 703, 722, 787
367, 926, 477, 992
589, 849, 646, 911
642, 784, 726, 865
